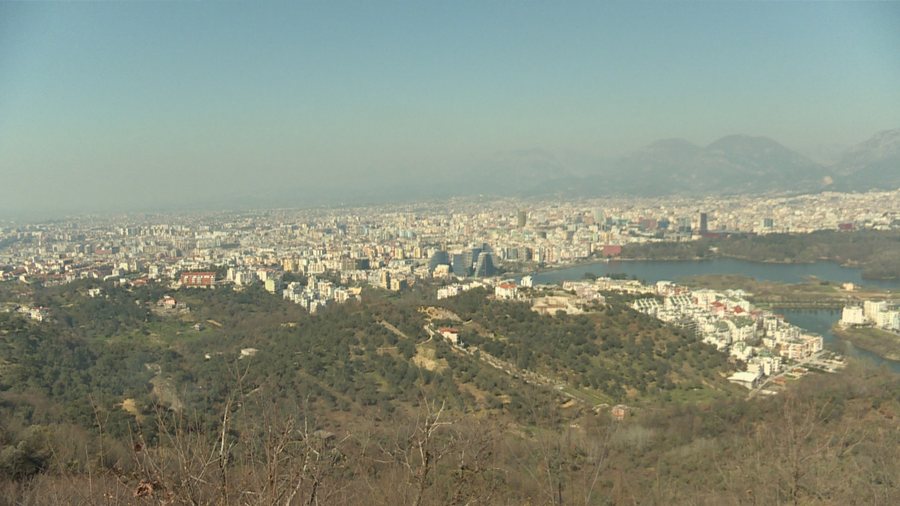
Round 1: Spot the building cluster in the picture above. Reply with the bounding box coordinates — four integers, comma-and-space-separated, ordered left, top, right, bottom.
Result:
282, 275, 360, 314
841, 300, 900, 331
528, 280, 611, 315
436, 275, 643, 317
431, 271, 835, 390
633, 282, 825, 389
436, 279, 497, 300
1, 189, 899, 313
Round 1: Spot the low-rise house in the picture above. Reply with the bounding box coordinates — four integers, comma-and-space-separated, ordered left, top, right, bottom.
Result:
439, 327, 460, 345
611, 404, 629, 421
495, 282, 518, 300
728, 370, 761, 389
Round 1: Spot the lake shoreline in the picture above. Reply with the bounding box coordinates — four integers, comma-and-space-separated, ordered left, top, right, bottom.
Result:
832, 324, 900, 363
776, 309, 900, 372
512, 253, 899, 282
621, 254, 899, 281
522, 257, 900, 291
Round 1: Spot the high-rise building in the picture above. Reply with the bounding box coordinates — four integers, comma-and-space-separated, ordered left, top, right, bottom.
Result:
265, 277, 281, 294
379, 270, 391, 290
699, 213, 708, 234
465, 246, 482, 272
451, 253, 469, 277
517, 210, 527, 228
428, 250, 450, 272
473, 252, 496, 277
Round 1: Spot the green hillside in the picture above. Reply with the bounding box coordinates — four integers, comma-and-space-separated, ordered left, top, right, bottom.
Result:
1, 280, 897, 504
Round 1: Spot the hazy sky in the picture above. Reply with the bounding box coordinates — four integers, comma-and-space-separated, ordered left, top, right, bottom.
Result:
1, 1, 899, 215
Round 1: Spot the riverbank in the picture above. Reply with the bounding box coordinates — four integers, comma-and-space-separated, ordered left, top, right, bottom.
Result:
523, 257, 900, 291
678, 274, 896, 309
832, 325, 900, 362
622, 253, 900, 282
618, 230, 900, 282
513, 254, 831, 277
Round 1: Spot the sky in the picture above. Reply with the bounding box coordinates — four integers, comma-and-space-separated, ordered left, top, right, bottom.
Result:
1, 1, 899, 216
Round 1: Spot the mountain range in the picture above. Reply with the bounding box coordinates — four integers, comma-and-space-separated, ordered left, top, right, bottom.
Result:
150, 128, 900, 214
467, 128, 900, 198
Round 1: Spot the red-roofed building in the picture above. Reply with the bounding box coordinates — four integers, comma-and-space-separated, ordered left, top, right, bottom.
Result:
438, 327, 460, 345
158, 295, 178, 309
180, 271, 216, 288
495, 282, 518, 300
611, 404, 629, 421
601, 245, 622, 258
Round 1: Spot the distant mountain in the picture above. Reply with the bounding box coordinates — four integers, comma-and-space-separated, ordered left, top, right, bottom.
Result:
496, 130, 900, 198
531, 134, 831, 197
453, 149, 584, 196
706, 135, 824, 177
830, 129, 900, 191
238, 129, 900, 209
837, 129, 900, 173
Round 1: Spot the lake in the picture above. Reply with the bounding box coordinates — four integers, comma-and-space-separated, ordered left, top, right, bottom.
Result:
532, 258, 900, 291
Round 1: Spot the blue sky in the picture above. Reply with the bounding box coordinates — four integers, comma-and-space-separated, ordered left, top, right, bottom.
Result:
1, 1, 899, 215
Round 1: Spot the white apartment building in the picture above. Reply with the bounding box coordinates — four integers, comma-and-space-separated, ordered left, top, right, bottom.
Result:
841, 305, 866, 325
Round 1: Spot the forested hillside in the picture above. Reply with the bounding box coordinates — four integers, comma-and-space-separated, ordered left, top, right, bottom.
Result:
0, 280, 897, 504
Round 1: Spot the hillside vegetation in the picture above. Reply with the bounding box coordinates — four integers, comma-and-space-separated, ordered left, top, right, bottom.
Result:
0, 280, 897, 504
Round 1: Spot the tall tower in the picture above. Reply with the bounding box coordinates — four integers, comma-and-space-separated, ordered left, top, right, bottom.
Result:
474, 252, 496, 277
428, 250, 450, 272
699, 212, 708, 234
517, 210, 527, 228
451, 253, 469, 277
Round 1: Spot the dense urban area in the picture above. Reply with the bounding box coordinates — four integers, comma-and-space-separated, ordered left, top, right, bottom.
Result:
3, 188, 899, 289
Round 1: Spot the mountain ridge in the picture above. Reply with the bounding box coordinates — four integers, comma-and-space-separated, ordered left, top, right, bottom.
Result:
494, 129, 900, 198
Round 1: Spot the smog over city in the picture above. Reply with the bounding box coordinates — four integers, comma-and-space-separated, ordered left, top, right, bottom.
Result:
1, 2, 899, 505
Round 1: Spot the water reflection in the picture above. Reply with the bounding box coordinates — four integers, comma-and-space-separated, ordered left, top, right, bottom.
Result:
533, 258, 900, 291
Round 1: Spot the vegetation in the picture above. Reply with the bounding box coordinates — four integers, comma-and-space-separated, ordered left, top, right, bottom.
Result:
677, 274, 895, 310
833, 325, 900, 362
621, 229, 900, 280
0, 279, 898, 504
438, 288, 735, 402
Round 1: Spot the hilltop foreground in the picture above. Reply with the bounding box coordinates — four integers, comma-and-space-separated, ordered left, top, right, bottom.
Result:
1, 280, 898, 504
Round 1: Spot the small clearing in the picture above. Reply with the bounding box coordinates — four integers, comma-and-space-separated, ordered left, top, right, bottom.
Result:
412, 346, 448, 372
120, 398, 141, 418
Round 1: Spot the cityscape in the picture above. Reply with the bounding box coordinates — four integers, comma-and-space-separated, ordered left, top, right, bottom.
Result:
4, 188, 899, 290
5, 188, 898, 400
2, 1, 899, 504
